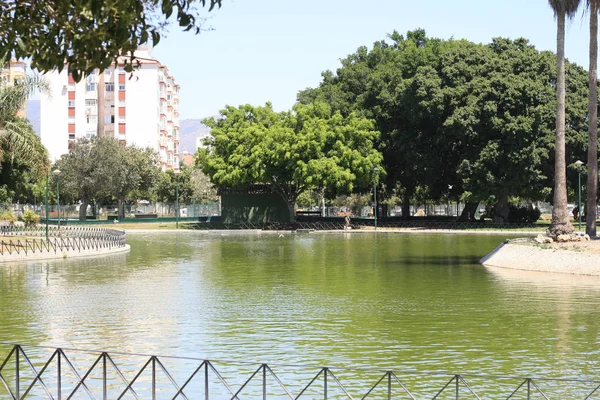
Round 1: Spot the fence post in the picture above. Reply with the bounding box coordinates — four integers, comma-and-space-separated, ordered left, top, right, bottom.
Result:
527, 378, 531, 400
324, 367, 327, 400
58, 350, 62, 400
456, 375, 459, 399
388, 371, 392, 400
103, 353, 107, 400
205, 361, 209, 400
263, 364, 267, 400
152, 356, 156, 400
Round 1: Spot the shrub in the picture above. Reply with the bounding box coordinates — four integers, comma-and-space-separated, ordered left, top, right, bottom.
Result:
0, 210, 17, 224
508, 205, 541, 223
22, 210, 40, 227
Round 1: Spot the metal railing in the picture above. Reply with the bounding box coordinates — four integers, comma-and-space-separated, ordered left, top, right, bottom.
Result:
185, 220, 546, 232
0, 226, 127, 256
0, 344, 599, 399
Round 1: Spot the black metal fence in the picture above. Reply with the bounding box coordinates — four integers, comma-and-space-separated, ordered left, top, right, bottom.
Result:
0, 226, 127, 256
184, 220, 547, 232
1, 344, 599, 399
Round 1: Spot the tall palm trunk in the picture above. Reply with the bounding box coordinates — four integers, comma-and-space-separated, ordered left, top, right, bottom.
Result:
587, 0, 599, 237
550, 11, 574, 237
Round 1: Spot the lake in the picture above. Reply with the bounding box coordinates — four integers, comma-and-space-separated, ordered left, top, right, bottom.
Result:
1, 231, 599, 398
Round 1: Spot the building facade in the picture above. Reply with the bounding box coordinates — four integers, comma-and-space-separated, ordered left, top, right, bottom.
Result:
39, 47, 180, 171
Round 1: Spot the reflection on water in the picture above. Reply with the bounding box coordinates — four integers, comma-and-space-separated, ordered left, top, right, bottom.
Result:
1, 232, 599, 397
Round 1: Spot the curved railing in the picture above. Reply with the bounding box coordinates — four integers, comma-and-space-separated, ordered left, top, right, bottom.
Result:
0, 226, 127, 256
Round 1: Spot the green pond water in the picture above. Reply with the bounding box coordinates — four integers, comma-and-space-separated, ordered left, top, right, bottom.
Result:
1, 232, 600, 398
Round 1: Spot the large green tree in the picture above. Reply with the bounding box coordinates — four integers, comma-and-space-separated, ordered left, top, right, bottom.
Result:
0, 0, 222, 79
56, 137, 160, 220
197, 102, 383, 221
548, 0, 581, 236
300, 30, 591, 223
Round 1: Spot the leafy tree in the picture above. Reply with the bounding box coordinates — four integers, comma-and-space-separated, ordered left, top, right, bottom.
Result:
56, 137, 160, 219
548, 0, 581, 236
104, 144, 160, 219
55, 138, 107, 220
0, 0, 222, 80
189, 169, 218, 203
197, 102, 383, 221
300, 30, 591, 223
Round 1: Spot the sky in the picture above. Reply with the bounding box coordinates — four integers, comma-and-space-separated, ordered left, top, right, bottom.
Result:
150, 0, 595, 120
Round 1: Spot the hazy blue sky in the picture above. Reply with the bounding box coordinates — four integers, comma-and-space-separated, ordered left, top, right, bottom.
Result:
151, 0, 594, 119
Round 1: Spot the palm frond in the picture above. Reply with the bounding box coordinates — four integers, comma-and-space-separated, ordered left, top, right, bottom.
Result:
0, 117, 48, 168
548, 0, 582, 18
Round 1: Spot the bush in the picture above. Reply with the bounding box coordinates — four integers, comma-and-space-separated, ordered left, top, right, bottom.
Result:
21, 210, 40, 227
0, 210, 17, 224
508, 205, 541, 223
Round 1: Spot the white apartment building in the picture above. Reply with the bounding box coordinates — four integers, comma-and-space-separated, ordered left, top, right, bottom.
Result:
39, 47, 180, 171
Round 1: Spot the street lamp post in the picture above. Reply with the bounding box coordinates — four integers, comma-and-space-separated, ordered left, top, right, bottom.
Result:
373, 167, 379, 230
53, 169, 61, 227
575, 160, 584, 231
45, 170, 49, 241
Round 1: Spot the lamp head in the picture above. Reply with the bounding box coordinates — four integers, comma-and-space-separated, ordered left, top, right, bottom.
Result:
53, 169, 61, 176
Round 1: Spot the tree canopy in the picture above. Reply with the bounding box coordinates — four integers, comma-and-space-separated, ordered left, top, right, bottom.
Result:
0, 0, 222, 80
196, 102, 384, 220
55, 137, 160, 219
299, 30, 591, 222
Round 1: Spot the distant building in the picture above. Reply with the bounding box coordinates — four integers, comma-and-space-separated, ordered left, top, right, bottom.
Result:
39, 47, 180, 170
1, 59, 27, 117
180, 151, 195, 167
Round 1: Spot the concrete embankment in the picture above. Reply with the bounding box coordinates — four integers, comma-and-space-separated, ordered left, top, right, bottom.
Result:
480, 241, 600, 276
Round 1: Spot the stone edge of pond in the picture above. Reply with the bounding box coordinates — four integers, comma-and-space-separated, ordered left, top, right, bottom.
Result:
0, 244, 131, 263
480, 241, 600, 276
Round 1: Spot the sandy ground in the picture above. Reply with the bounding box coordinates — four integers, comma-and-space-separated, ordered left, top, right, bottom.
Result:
545, 238, 600, 254
480, 239, 600, 275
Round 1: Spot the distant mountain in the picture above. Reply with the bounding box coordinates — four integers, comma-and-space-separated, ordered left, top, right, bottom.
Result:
179, 119, 212, 153
26, 100, 41, 136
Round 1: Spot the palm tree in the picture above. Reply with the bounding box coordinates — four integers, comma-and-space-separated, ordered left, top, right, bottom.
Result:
587, 0, 599, 237
548, 0, 581, 237
0, 64, 50, 170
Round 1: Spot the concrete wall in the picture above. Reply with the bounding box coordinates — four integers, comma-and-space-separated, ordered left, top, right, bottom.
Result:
221, 193, 290, 224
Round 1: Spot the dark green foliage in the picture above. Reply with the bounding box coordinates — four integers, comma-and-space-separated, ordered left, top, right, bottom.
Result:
299, 30, 591, 223
0, 0, 222, 79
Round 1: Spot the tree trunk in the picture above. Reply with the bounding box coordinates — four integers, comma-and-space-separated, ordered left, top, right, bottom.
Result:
588, 2, 599, 237
117, 194, 125, 220
549, 13, 574, 237
401, 193, 411, 219
458, 202, 479, 222
79, 198, 88, 221
493, 191, 510, 224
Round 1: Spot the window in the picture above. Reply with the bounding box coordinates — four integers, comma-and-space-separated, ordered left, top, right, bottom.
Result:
68, 100, 75, 107
68, 116, 75, 123
86, 115, 97, 124
85, 99, 97, 107
119, 84, 125, 91
118, 116, 126, 124
104, 115, 115, 124
69, 134, 75, 140
119, 100, 126, 107
86, 131, 96, 138
68, 83, 76, 91
86, 83, 96, 92
105, 82, 114, 92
